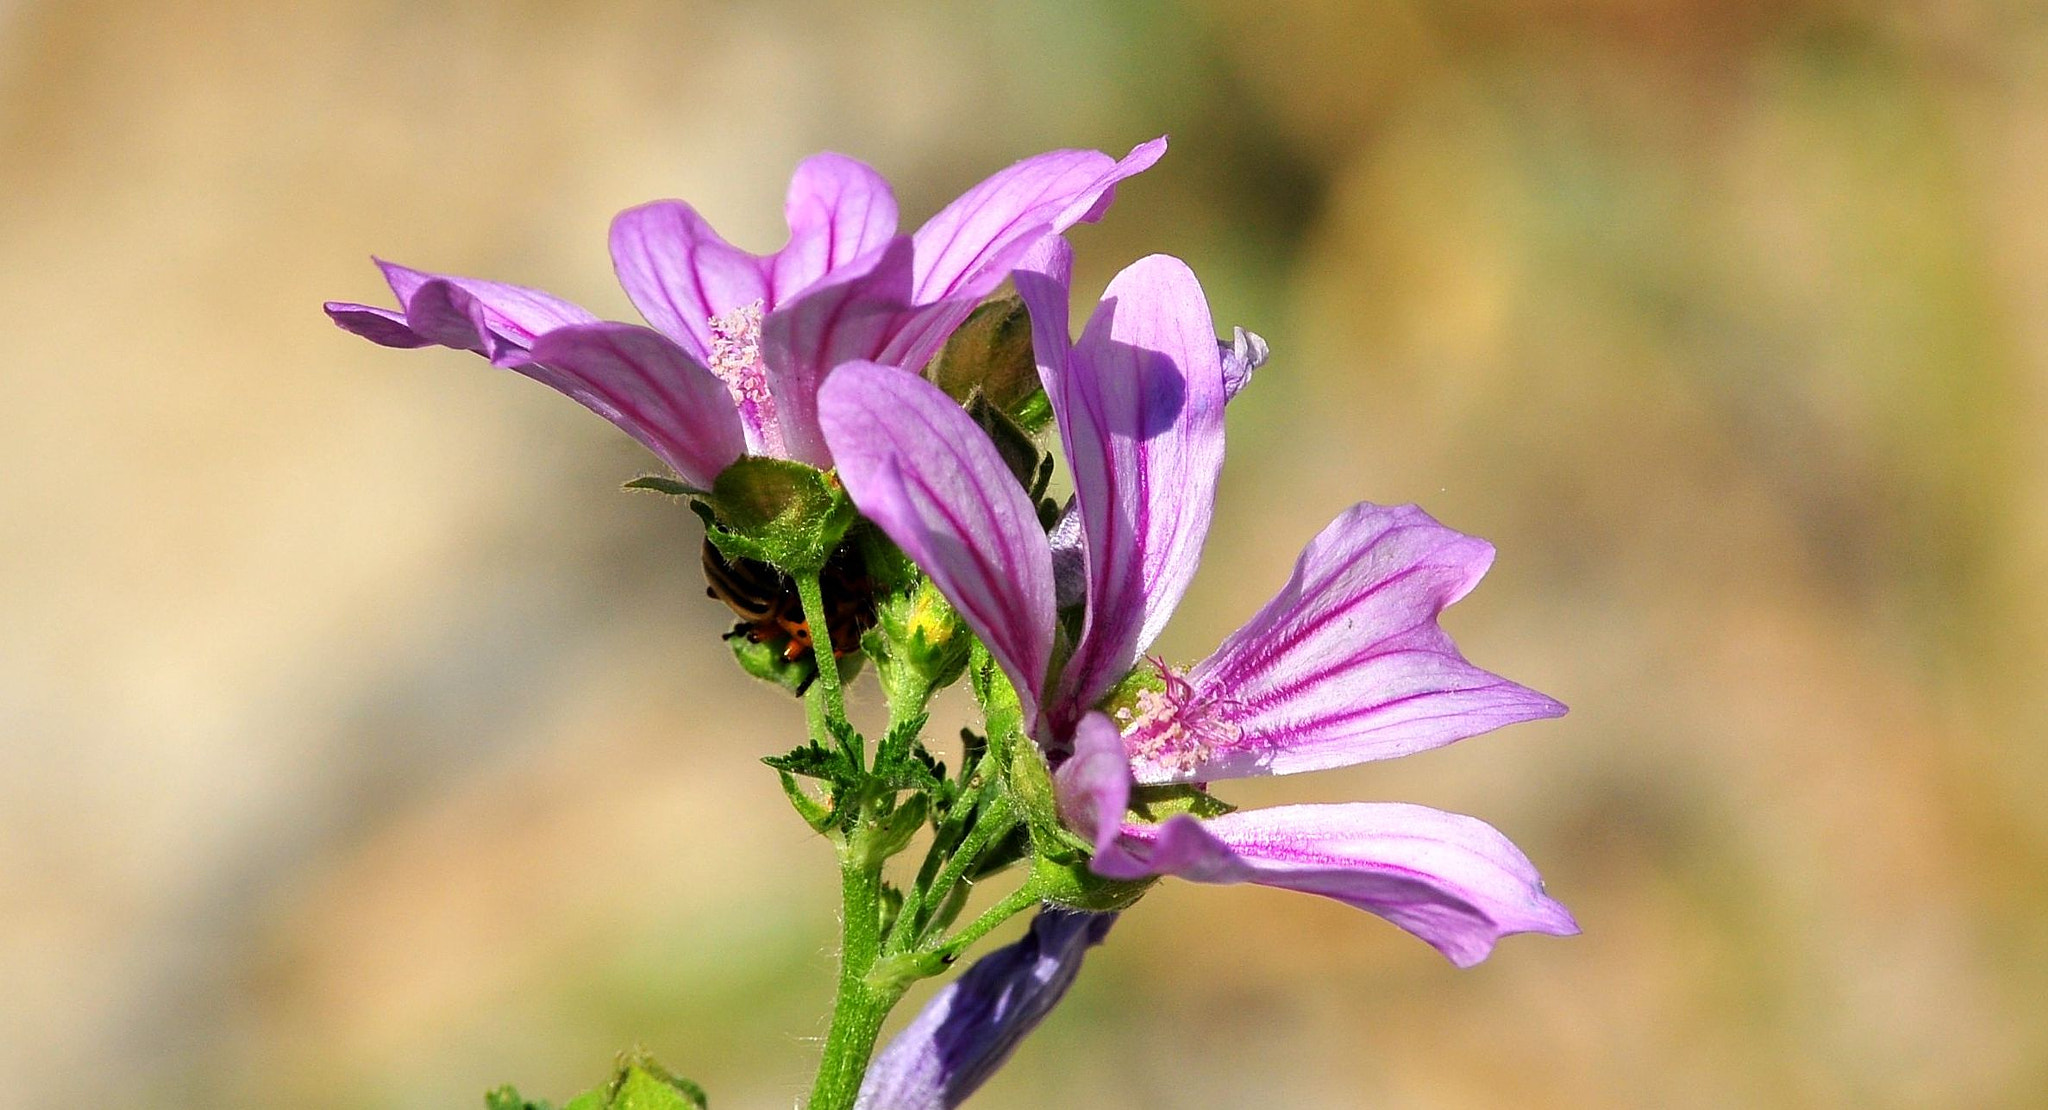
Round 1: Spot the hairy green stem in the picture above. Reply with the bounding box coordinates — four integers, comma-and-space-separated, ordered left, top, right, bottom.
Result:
807, 842, 904, 1110
895, 794, 1016, 950
795, 571, 848, 734
932, 880, 1043, 963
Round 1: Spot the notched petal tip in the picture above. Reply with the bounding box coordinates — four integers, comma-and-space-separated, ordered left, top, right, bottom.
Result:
1183, 500, 1566, 781
324, 302, 427, 348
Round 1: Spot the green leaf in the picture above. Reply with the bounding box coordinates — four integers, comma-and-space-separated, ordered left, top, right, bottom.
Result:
622, 475, 701, 497
762, 740, 852, 782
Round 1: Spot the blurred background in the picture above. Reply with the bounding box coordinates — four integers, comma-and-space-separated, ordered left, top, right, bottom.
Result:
5, 1, 2046, 1106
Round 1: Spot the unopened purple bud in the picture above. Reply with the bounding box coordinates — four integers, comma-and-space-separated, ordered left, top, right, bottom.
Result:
1219, 326, 1269, 399
856, 909, 1114, 1110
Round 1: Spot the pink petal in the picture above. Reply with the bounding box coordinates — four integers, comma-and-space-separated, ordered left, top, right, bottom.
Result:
1040, 254, 1228, 723
326, 260, 598, 368
609, 201, 770, 363
910, 138, 1167, 306
1165, 503, 1565, 785
1052, 713, 1134, 857
325, 301, 429, 349
770, 152, 900, 303
761, 238, 920, 467
1094, 802, 1579, 968
525, 323, 745, 489
817, 362, 1055, 718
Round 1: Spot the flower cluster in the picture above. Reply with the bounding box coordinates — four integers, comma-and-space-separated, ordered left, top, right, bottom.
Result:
330, 138, 1574, 1110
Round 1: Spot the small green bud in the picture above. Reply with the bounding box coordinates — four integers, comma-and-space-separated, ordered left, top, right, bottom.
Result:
485, 1086, 554, 1110
724, 627, 816, 695
607, 1058, 708, 1110
928, 295, 1044, 422
869, 577, 972, 711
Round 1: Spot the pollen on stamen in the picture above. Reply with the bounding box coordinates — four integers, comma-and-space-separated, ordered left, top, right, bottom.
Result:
1119, 664, 1243, 779
707, 300, 776, 411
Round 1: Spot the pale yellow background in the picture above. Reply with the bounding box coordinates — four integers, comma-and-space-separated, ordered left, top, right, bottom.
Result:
5, 2, 2046, 1107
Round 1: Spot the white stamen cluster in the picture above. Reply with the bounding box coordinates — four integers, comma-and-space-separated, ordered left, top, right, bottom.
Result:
707, 300, 776, 415
1116, 665, 1243, 778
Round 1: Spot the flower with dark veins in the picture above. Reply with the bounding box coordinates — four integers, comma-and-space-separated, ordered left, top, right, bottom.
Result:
818, 239, 1576, 967
326, 140, 1166, 487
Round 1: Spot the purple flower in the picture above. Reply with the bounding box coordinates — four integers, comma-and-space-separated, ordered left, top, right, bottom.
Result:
855, 909, 1113, 1110
817, 243, 1577, 966
326, 140, 1166, 488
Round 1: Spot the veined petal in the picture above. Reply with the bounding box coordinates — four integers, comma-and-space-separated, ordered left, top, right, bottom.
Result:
818, 362, 1055, 717
1013, 236, 1075, 405
856, 909, 1115, 1110
1049, 254, 1228, 721
770, 152, 900, 303
326, 260, 599, 368
609, 200, 770, 363
1093, 802, 1578, 968
1159, 503, 1565, 784
909, 138, 1168, 307
526, 323, 745, 489
762, 238, 918, 467
325, 301, 428, 349
1053, 712, 1133, 857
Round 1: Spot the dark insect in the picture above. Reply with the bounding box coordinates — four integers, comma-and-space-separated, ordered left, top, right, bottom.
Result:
701, 539, 876, 662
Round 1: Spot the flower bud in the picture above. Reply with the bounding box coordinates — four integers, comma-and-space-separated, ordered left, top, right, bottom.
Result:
926, 295, 1044, 424
868, 577, 972, 712
697, 455, 855, 574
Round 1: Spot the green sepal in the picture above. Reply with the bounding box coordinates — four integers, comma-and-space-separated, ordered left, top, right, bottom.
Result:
697, 457, 856, 574
1030, 852, 1154, 913
622, 475, 702, 498
969, 641, 1025, 749
1002, 733, 1091, 861
1096, 664, 1167, 719
927, 295, 1045, 424
1128, 783, 1238, 823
